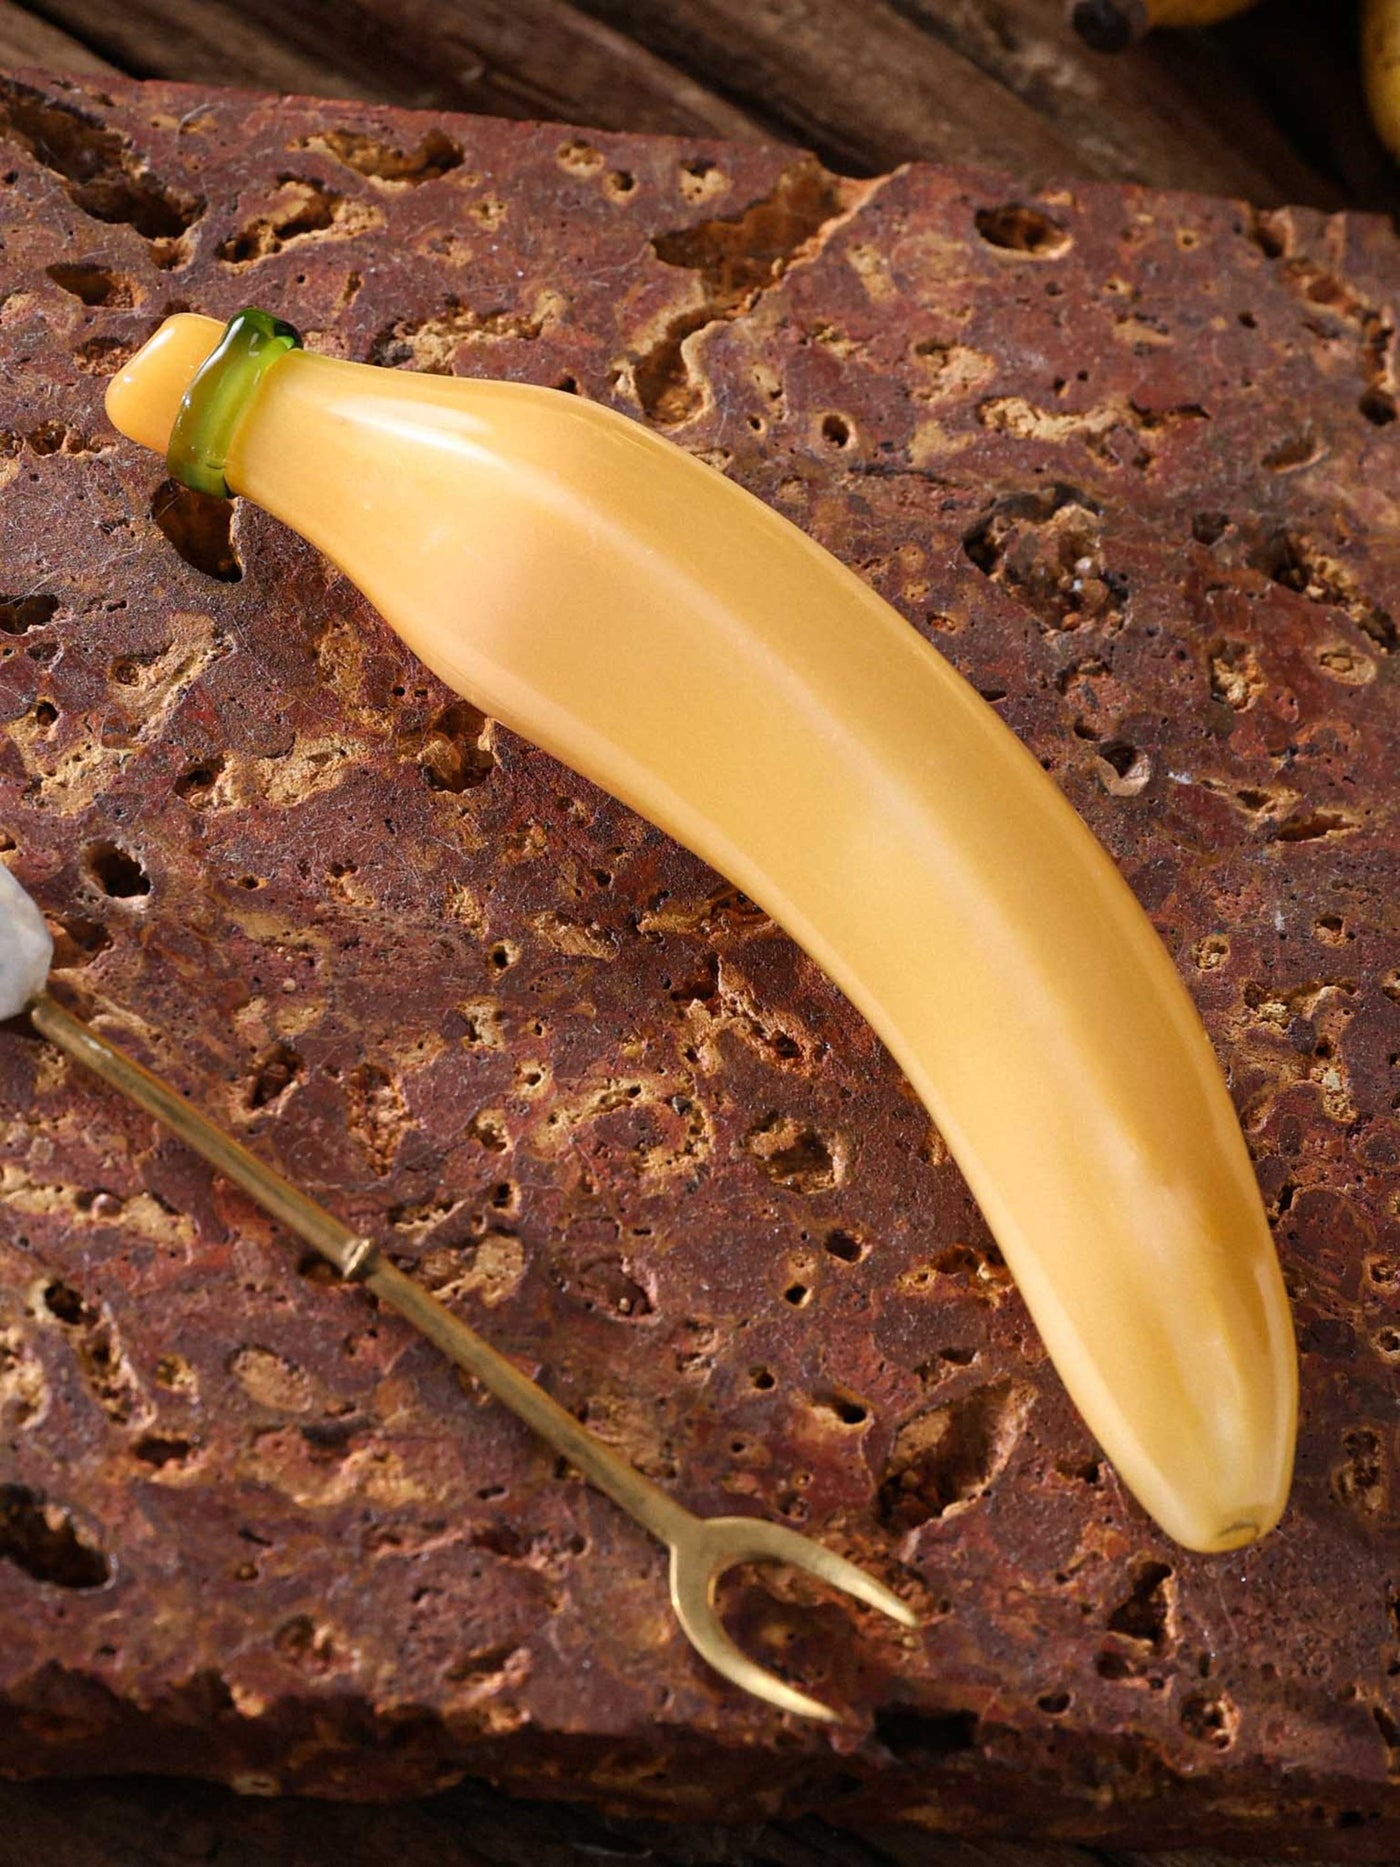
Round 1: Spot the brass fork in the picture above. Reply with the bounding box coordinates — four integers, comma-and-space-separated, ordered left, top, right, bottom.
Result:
27, 992, 917, 1722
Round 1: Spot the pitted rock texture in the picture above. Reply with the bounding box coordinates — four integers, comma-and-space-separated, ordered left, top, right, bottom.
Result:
0, 68, 1397, 1854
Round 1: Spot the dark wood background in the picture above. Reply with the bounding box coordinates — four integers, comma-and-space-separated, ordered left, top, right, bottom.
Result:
0, 0, 1390, 1861
0, 0, 1395, 214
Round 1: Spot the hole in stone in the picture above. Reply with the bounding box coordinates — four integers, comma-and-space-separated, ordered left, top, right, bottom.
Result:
1274, 810, 1360, 843
820, 412, 851, 447
0, 593, 59, 635
1336, 1426, 1387, 1515
1192, 511, 1230, 546
445, 1640, 527, 1686
25, 421, 71, 457
75, 334, 139, 375
466, 1110, 508, 1152
49, 914, 112, 969
0, 1484, 109, 1589
154, 1354, 194, 1390
418, 699, 493, 792
1246, 208, 1288, 259
248, 1042, 304, 1110
879, 1379, 1033, 1529
823, 1228, 865, 1263
1262, 430, 1323, 472
174, 754, 225, 806
296, 126, 462, 187
1106, 1559, 1174, 1649
874, 1706, 980, 1761
217, 176, 374, 265
1038, 1690, 1071, 1714
1096, 1649, 1135, 1680
85, 840, 149, 898
108, 651, 159, 687
750, 1366, 776, 1390
0, 80, 204, 246
572, 1257, 654, 1319
747, 1114, 840, 1192
1250, 528, 1395, 651
43, 1279, 93, 1326
961, 485, 1118, 629
1360, 387, 1397, 426
910, 1238, 1012, 1301
132, 1433, 193, 1467
812, 1390, 869, 1426
637, 161, 853, 424
45, 261, 138, 307
974, 204, 1070, 259
1181, 1692, 1238, 1748
1099, 739, 1139, 778
783, 1282, 811, 1307
151, 480, 242, 581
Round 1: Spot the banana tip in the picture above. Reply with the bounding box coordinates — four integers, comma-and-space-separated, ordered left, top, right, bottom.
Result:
105, 311, 225, 457
1069, 0, 1148, 50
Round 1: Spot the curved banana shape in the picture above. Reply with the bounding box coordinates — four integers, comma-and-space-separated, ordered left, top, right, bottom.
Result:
1364, 0, 1400, 159
1071, 0, 1260, 50
106, 312, 1296, 1555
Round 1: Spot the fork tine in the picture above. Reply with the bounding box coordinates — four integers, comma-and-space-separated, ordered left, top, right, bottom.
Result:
667, 1516, 920, 1722
668, 1537, 842, 1723
709, 1516, 921, 1628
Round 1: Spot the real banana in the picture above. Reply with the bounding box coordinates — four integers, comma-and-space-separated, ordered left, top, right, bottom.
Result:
1071, 0, 1262, 51
1364, 0, 1400, 159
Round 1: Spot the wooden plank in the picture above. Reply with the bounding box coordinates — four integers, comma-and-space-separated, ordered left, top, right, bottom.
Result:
885, 0, 1342, 206
0, 0, 115, 74
10, 0, 1350, 206
0, 1776, 1345, 1866
21, 0, 768, 140
282, 0, 769, 138
562, 0, 1089, 178
1214, 0, 1400, 212
11, 0, 382, 98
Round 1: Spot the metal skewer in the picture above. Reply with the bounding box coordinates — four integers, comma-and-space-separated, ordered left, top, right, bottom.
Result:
23, 987, 917, 1722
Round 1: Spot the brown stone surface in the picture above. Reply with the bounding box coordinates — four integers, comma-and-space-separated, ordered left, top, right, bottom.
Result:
0, 67, 1397, 1854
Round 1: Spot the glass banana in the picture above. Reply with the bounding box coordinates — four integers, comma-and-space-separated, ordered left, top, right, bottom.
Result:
105, 311, 1297, 1556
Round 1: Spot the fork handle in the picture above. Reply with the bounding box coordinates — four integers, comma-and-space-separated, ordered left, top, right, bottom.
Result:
365, 1260, 694, 1543
28, 991, 695, 1549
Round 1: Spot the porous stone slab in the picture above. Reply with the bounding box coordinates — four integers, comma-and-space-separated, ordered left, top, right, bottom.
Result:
0, 68, 1397, 1855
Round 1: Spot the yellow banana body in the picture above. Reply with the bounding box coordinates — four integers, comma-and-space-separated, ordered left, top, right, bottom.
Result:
1364, 0, 1400, 159
107, 315, 1296, 1554
1147, 0, 1260, 21
1071, 0, 1259, 48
